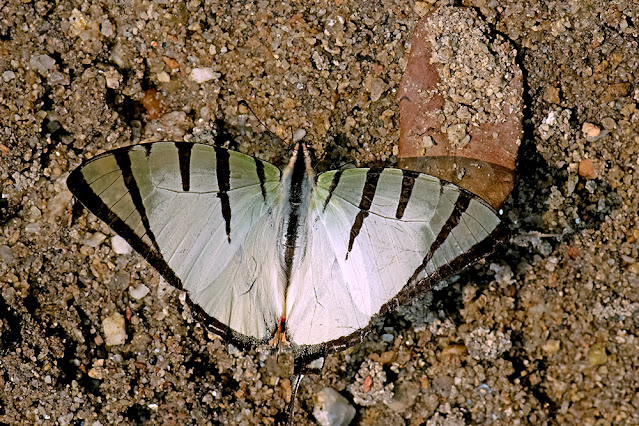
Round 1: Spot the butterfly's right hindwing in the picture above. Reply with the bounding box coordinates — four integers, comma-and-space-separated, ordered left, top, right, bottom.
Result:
68, 142, 283, 344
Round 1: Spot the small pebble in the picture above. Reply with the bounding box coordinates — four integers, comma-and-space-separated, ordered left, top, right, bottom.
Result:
129, 284, 150, 300
543, 86, 561, 104
2, 70, 16, 82
476, 383, 492, 395
104, 69, 121, 89
600, 117, 616, 129
432, 375, 454, 398
157, 111, 190, 138
142, 88, 164, 119
29, 206, 42, 220
541, 339, 561, 354
100, 19, 114, 37
446, 123, 467, 146
111, 235, 131, 254
0, 245, 14, 264
189, 67, 220, 83
157, 71, 170, 83
102, 313, 127, 346
49, 71, 66, 86
29, 54, 56, 74
582, 122, 600, 138
413, 1, 433, 16
46, 190, 74, 219
87, 368, 103, 380
387, 382, 420, 412
381, 333, 394, 342
588, 343, 607, 366
293, 128, 306, 142
578, 159, 597, 180
369, 77, 386, 102
313, 387, 356, 426
25, 223, 40, 234
85, 232, 107, 248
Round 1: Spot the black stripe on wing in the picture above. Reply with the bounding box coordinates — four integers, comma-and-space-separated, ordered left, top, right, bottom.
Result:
395, 169, 419, 219
113, 149, 163, 254
346, 168, 383, 259
254, 158, 267, 201
408, 186, 473, 283
177, 144, 192, 191
214, 146, 232, 243
322, 170, 343, 211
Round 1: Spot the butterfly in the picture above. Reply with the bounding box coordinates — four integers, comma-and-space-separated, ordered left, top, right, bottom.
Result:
67, 140, 502, 418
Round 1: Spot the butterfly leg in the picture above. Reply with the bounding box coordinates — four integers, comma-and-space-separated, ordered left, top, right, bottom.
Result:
269, 316, 290, 349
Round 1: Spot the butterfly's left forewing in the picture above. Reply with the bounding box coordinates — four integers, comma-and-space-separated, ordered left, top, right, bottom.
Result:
68, 142, 284, 345
285, 168, 501, 349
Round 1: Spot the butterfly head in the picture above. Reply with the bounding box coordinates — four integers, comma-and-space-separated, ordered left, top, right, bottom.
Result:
284, 140, 315, 179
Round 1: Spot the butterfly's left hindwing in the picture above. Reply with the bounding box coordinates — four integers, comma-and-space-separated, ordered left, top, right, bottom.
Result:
285, 168, 501, 348
68, 142, 284, 344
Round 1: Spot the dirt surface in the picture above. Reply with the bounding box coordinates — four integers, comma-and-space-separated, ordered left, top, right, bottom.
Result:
1, 0, 638, 425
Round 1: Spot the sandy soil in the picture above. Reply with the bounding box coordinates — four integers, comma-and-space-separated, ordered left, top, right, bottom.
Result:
1, 0, 638, 424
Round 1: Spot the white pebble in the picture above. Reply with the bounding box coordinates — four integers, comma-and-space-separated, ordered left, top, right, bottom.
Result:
29, 54, 56, 74
381, 333, 394, 342
293, 128, 306, 142
2, 70, 15, 82
313, 387, 356, 426
104, 69, 121, 89
157, 71, 170, 83
0, 245, 14, 264
369, 77, 386, 102
102, 313, 126, 346
111, 235, 131, 254
25, 223, 40, 234
189, 67, 220, 83
129, 284, 150, 300
84, 232, 107, 248
100, 19, 114, 37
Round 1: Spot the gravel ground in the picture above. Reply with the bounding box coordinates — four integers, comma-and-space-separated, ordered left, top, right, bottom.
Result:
1, 0, 638, 425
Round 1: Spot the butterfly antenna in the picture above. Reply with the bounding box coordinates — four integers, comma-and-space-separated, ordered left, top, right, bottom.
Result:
238, 100, 274, 136
284, 373, 305, 425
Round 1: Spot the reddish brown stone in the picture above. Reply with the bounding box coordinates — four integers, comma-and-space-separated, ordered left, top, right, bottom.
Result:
579, 159, 597, 180
142, 87, 165, 120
